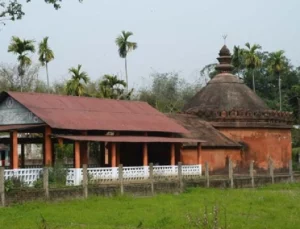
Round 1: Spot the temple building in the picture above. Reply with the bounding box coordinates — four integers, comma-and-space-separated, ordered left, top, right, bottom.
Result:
0, 45, 293, 174
170, 45, 293, 172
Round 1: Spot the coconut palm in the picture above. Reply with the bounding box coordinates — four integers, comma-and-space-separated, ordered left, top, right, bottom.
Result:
38, 37, 54, 93
99, 74, 127, 99
115, 31, 137, 90
232, 46, 244, 78
243, 43, 262, 92
268, 50, 286, 111
8, 36, 35, 92
66, 64, 89, 96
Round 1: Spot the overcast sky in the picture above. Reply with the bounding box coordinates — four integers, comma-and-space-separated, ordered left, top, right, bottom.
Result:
0, 0, 299, 89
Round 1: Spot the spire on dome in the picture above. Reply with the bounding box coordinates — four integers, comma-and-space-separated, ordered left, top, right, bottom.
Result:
215, 45, 234, 73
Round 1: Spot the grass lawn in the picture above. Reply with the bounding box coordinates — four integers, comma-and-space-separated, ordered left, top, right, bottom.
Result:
1, 183, 300, 229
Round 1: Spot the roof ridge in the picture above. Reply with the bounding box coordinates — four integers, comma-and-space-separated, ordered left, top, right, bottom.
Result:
7, 91, 147, 105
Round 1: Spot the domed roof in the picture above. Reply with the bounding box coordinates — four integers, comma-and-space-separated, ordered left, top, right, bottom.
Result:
183, 45, 269, 112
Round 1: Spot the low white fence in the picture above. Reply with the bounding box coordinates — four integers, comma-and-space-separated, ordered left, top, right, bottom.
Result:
4, 164, 202, 186
4, 168, 43, 186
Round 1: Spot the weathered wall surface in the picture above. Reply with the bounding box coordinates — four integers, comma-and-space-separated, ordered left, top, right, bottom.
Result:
217, 128, 292, 170
181, 148, 241, 172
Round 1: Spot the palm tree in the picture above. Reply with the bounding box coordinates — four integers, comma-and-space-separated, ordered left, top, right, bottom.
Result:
268, 50, 286, 111
232, 46, 244, 78
8, 36, 35, 92
66, 64, 89, 96
38, 37, 54, 93
99, 74, 127, 99
115, 31, 137, 90
243, 43, 262, 92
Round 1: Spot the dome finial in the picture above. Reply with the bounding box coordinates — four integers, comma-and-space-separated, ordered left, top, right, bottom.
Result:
215, 38, 234, 73
222, 34, 227, 45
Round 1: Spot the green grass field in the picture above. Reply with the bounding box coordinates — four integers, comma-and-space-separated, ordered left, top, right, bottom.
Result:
1, 183, 300, 229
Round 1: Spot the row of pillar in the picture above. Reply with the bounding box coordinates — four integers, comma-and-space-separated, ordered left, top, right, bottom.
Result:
109, 142, 202, 168
8, 127, 202, 169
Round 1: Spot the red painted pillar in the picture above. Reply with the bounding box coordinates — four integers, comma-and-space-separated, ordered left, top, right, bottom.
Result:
44, 126, 52, 166
143, 143, 148, 166
10, 131, 18, 169
197, 143, 202, 165
74, 141, 80, 168
170, 143, 175, 166
111, 142, 117, 167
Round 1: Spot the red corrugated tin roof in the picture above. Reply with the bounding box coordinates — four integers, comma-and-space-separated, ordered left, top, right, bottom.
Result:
3, 92, 189, 134
54, 135, 205, 143
0, 124, 45, 131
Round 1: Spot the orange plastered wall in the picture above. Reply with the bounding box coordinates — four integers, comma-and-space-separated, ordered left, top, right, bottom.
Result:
218, 128, 292, 169
181, 148, 241, 171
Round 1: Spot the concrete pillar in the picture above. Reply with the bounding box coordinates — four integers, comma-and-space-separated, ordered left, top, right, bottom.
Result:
43, 167, 49, 199
74, 141, 80, 168
170, 143, 175, 166
10, 131, 18, 169
82, 164, 88, 198
43, 126, 52, 166
0, 167, 5, 206
149, 163, 154, 195
197, 143, 201, 165
119, 164, 124, 195
111, 142, 117, 167
21, 144, 25, 168
143, 142, 148, 166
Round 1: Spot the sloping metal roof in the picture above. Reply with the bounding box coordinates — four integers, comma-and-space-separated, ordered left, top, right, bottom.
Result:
54, 135, 205, 143
2, 92, 189, 134
0, 124, 45, 131
167, 113, 241, 148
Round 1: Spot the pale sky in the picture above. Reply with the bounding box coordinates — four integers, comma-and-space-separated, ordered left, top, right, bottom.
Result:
0, 0, 299, 89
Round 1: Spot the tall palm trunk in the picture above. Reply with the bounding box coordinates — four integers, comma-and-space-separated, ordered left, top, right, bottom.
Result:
46, 62, 50, 93
252, 69, 256, 93
278, 72, 282, 111
18, 65, 24, 92
125, 57, 128, 91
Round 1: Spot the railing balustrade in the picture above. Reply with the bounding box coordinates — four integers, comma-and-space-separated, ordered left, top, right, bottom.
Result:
3, 164, 202, 186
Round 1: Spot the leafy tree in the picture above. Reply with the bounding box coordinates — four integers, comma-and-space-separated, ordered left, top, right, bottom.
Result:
268, 50, 286, 111
66, 64, 89, 96
242, 43, 262, 92
99, 74, 128, 99
38, 36, 54, 93
138, 72, 201, 113
52, 80, 67, 95
200, 63, 218, 82
7, 36, 35, 92
115, 31, 137, 90
0, 0, 83, 23
0, 63, 44, 92
232, 45, 244, 78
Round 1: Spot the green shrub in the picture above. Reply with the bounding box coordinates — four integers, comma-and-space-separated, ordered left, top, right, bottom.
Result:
48, 161, 68, 187
4, 177, 27, 192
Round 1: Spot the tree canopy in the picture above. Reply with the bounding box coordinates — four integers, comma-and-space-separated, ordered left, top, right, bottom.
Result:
0, 0, 83, 22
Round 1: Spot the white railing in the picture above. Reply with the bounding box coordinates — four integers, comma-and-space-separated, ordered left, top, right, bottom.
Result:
182, 165, 202, 177
123, 166, 149, 181
4, 164, 202, 186
4, 168, 43, 187
153, 165, 178, 180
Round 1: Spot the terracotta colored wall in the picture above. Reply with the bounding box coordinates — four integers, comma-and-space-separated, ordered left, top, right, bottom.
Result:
181, 148, 241, 172
217, 128, 292, 170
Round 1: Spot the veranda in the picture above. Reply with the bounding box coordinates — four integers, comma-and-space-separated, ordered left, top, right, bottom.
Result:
0, 125, 203, 186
